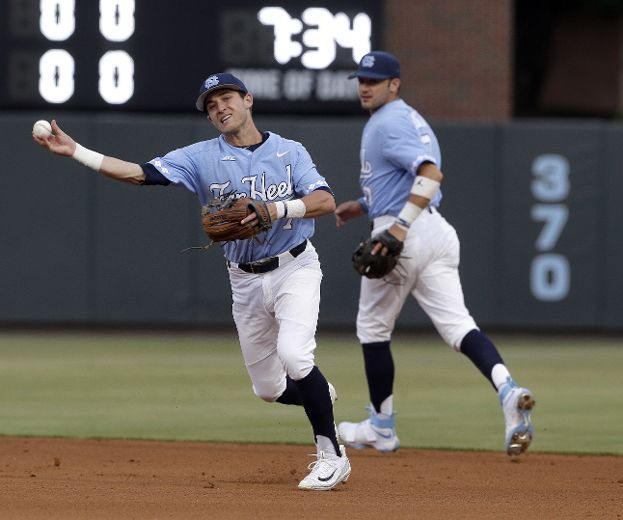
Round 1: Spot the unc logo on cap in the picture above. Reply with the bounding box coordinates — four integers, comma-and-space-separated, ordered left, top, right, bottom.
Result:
361, 55, 375, 68
204, 75, 220, 89
196, 72, 248, 112
348, 51, 401, 80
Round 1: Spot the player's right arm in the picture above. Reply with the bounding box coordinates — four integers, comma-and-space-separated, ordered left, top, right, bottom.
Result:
335, 199, 366, 227
33, 119, 146, 185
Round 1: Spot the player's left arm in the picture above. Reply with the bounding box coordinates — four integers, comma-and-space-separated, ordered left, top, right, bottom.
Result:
382, 162, 442, 245
243, 188, 335, 225
296, 188, 336, 217
370, 162, 442, 256
376, 113, 444, 249
247, 143, 335, 223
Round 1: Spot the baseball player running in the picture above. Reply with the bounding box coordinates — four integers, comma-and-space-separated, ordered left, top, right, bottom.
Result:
335, 51, 535, 456
32, 73, 350, 490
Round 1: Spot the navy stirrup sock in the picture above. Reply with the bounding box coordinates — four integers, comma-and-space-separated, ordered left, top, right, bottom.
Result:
460, 329, 505, 390
361, 341, 394, 413
294, 366, 340, 453
276, 376, 303, 405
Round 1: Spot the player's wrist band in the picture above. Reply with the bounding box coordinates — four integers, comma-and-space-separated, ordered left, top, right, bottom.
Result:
283, 199, 306, 218
396, 201, 423, 229
73, 143, 104, 171
274, 201, 286, 219
411, 175, 440, 199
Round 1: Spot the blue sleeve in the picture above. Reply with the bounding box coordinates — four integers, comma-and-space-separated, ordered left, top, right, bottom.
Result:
146, 146, 200, 194
383, 118, 438, 176
292, 145, 332, 196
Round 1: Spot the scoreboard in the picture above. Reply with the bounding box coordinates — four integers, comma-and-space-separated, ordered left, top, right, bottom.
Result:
0, 0, 381, 113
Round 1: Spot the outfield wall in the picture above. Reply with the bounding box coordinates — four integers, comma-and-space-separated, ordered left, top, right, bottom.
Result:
2, 113, 621, 331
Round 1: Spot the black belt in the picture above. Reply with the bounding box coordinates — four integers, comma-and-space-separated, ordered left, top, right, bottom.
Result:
229, 240, 308, 274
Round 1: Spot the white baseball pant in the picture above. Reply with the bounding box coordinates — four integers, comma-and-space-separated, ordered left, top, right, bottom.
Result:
228, 242, 322, 401
356, 209, 478, 350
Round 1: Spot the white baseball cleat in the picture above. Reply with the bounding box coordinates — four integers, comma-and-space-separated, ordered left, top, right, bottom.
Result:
337, 405, 400, 452
499, 379, 536, 455
298, 445, 351, 491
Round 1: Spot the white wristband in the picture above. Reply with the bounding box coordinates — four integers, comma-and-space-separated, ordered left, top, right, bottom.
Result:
73, 143, 104, 171
274, 201, 286, 219
396, 201, 423, 229
411, 176, 440, 199
284, 199, 306, 218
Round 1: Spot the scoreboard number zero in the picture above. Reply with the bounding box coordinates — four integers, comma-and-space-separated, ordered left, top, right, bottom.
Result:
38, 0, 135, 105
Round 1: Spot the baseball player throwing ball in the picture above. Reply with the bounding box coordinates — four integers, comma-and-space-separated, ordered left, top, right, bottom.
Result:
335, 51, 536, 456
32, 73, 351, 490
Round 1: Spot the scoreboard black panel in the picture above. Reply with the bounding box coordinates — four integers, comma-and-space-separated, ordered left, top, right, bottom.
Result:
0, 0, 381, 113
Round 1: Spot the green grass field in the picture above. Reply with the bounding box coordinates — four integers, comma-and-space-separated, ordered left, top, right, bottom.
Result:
1, 331, 621, 455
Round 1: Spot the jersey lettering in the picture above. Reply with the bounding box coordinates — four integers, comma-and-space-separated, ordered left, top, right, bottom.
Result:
243, 166, 294, 201
360, 147, 372, 178
209, 181, 232, 198
208, 166, 294, 202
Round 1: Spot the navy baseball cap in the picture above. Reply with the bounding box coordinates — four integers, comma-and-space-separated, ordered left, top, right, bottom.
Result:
195, 73, 248, 111
348, 51, 401, 80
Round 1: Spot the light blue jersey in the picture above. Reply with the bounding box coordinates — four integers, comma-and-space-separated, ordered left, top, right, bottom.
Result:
359, 99, 443, 220
148, 132, 331, 263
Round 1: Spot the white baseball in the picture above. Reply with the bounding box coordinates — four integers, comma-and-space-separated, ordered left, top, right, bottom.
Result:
33, 120, 53, 138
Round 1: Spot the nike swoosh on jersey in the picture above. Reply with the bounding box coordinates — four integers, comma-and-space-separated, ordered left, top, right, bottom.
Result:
318, 469, 337, 482
220, 155, 236, 161
276, 151, 290, 157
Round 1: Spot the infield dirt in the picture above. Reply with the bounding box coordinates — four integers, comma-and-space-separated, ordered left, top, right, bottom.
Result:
1, 436, 621, 519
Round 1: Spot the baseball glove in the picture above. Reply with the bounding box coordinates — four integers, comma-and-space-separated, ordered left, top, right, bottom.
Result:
202, 196, 272, 242
352, 229, 404, 278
